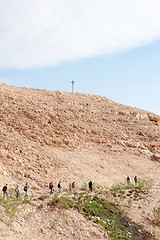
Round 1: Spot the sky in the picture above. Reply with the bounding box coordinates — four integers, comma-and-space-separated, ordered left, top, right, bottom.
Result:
0, 0, 160, 116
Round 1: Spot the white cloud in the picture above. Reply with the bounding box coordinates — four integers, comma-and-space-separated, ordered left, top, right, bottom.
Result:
0, 0, 160, 69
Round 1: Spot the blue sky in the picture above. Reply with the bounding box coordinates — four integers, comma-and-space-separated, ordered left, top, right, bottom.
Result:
1, 40, 160, 116
0, 0, 160, 116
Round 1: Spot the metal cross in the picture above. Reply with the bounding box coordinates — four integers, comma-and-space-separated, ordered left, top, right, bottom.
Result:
71, 80, 75, 93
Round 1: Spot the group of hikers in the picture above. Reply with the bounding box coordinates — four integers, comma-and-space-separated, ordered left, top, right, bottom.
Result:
2, 183, 29, 199
2, 180, 91, 199
49, 181, 93, 195
2, 177, 137, 200
127, 176, 138, 186
49, 181, 77, 195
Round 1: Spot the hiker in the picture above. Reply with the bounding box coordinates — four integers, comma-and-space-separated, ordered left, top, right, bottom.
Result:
72, 182, 75, 189
88, 180, 93, 192
127, 176, 130, 183
134, 176, 138, 186
24, 183, 29, 198
2, 184, 8, 199
57, 181, 62, 194
49, 182, 54, 195
15, 185, 21, 198
69, 183, 72, 192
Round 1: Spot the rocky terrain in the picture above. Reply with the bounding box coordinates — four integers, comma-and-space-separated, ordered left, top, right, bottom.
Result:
0, 83, 160, 239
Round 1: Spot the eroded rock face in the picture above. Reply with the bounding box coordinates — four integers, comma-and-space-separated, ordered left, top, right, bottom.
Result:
0, 83, 160, 240
147, 113, 160, 123
0, 83, 160, 185
152, 154, 160, 162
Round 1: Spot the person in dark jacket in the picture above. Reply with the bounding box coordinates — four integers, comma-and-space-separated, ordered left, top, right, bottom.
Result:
88, 181, 93, 192
24, 183, 29, 198
134, 176, 138, 186
127, 176, 130, 183
2, 184, 8, 199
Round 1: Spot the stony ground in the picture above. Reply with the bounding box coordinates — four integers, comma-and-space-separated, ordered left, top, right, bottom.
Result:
0, 83, 160, 239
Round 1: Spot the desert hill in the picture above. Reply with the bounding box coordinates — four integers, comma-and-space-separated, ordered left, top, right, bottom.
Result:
0, 83, 160, 239
0, 83, 160, 186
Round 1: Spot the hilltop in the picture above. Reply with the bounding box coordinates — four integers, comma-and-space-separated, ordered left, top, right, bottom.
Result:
0, 83, 160, 186
0, 83, 160, 239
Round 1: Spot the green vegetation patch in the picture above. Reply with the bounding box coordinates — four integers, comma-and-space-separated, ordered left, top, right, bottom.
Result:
110, 179, 153, 206
0, 189, 33, 223
48, 191, 155, 240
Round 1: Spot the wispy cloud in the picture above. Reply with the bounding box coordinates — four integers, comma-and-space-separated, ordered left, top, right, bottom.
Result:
0, 0, 160, 69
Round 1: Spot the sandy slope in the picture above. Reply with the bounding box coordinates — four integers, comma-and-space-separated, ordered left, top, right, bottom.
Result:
0, 83, 160, 239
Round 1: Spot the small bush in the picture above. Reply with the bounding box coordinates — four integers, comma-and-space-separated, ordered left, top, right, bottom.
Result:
48, 194, 74, 209
38, 195, 49, 201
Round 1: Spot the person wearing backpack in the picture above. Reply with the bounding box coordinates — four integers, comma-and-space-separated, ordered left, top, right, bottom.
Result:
24, 183, 29, 198
15, 185, 21, 198
57, 181, 62, 194
2, 184, 8, 199
134, 176, 138, 186
72, 182, 75, 189
127, 176, 130, 183
69, 183, 72, 192
49, 182, 54, 195
88, 181, 93, 192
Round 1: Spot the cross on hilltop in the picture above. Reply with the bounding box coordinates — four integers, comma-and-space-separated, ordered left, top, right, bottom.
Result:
71, 80, 75, 93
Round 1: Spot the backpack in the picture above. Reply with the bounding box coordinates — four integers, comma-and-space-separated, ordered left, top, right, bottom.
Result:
58, 183, 60, 188
49, 183, 52, 189
89, 181, 92, 186
3, 186, 7, 192
24, 186, 27, 192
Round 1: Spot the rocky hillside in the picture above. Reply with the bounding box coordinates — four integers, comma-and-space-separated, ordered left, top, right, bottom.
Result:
0, 83, 160, 186
0, 83, 160, 240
